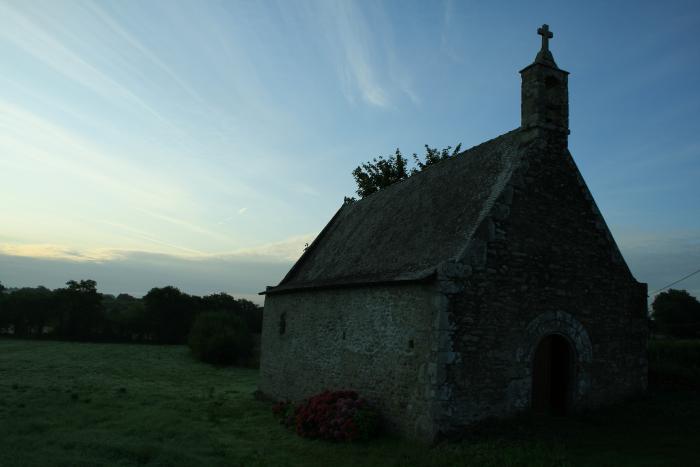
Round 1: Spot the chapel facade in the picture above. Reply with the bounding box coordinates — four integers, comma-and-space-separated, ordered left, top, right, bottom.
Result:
258, 25, 648, 441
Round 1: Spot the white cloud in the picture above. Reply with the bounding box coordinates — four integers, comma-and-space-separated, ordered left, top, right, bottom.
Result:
293, 183, 321, 197
227, 234, 316, 262
0, 249, 290, 303
0, 99, 187, 210
81, 1, 205, 106
135, 208, 237, 245
0, 230, 315, 265
0, 2, 168, 123
0, 234, 317, 302
97, 221, 209, 256
0, 244, 122, 263
318, 1, 390, 108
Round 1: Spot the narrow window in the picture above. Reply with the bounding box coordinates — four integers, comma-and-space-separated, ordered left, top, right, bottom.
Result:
278, 312, 287, 336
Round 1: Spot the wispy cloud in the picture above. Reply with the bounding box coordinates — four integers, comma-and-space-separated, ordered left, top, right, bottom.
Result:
135, 208, 237, 245
0, 99, 185, 208
0, 231, 314, 265
228, 234, 316, 262
99, 221, 207, 256
81, 1, 205, 106
318, 1, 390, 107
293, 183, 321, 197
440, 0, 465, 64
0, 244, 123, 263
0, 247, 294, 303
0, 2, 169, 123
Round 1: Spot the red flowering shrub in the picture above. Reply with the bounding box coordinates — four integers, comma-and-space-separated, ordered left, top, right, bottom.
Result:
272, 390, 380, 441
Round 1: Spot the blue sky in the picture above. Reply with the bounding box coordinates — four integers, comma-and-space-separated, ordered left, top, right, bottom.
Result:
1, 0, 699, 303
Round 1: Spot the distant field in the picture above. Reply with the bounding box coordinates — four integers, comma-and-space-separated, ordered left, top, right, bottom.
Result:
1, 338, 699, 467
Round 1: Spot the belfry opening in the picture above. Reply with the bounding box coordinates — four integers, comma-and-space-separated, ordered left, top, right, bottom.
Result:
531, 334, 573, 415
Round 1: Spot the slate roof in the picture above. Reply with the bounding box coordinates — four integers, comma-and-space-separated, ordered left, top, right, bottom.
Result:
264, 128, 527, 294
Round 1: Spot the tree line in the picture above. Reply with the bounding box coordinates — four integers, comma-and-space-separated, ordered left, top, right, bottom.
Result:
0, 280, 262, 344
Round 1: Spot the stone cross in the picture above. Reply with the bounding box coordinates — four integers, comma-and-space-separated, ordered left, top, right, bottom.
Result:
537, 24, 553, 52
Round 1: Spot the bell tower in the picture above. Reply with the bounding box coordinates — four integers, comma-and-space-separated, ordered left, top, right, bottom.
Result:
520, 24, 569, 135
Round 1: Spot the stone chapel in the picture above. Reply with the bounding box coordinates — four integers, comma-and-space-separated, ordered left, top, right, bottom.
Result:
258, 25, 648, 441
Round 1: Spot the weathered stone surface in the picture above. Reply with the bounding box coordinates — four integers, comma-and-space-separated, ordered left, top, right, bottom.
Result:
257, 26, 648, 443
259, 283, 445, 441
438, 132, 647, 434
265, 130, 522, 295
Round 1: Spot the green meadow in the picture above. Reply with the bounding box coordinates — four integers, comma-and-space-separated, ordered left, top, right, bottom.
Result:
1, 338, 699, 467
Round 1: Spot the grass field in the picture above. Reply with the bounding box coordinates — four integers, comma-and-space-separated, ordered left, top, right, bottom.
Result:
1, 338, 699, 467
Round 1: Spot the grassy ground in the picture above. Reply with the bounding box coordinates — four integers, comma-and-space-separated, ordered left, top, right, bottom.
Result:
1, 338, 699, 467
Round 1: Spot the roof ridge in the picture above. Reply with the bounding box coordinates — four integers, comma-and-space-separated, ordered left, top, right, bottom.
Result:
455, 135, 528, 264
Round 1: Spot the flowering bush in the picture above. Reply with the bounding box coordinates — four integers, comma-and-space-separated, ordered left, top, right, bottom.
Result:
272, 390, 380, 441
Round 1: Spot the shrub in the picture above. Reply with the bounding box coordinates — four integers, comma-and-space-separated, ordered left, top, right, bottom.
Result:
188, 310, 253, 365
272, 400, 296, 427
273, 390, 380, 441
651, 289, 700, 338
648, 339, 700, 389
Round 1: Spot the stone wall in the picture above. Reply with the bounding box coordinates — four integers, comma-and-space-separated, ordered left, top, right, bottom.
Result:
259, 283, 445, 441
258, 128, 648, 441
439, 129, 648, 433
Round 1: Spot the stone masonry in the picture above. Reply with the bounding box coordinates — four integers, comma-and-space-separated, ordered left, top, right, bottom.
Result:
258, 25, 648, 442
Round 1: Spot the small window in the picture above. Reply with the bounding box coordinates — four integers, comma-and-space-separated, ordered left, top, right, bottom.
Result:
278, 312, 287, 335
545, 76, 559, 89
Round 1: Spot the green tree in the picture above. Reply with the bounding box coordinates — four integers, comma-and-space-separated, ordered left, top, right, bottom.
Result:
201, 293, 263, 333
351, 143, 461, 199
143, 286, 194, 344
0, 282, 6, 333
351, 149, 409, 198
8, 286, 54, 337
237, 298, 263, 334
201, 292, 238, 312
652, 289, 700, 338
102, 293, 147, 341
188, 310, 253, 365
54, 280, 103, 340
0, 285, 54, 337
411, 144, 462, 173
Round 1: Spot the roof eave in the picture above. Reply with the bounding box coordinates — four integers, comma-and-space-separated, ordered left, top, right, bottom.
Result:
260, 270, 437, 296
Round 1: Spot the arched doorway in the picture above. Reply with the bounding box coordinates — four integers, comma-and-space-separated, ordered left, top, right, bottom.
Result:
531, 334, 573, 415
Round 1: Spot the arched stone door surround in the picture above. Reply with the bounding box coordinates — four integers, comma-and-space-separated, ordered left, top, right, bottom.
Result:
515, 311, 593, 410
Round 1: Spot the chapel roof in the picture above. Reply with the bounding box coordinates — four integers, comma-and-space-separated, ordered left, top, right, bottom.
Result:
264, 128, 529, 295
